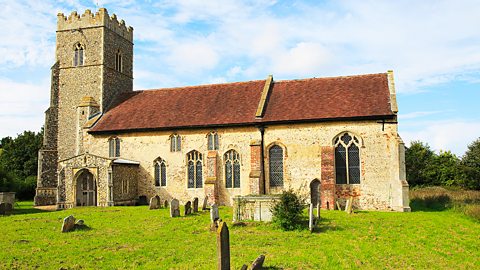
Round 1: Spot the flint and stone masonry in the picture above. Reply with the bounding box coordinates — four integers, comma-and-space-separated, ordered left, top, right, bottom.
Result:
35, 8, 410, 212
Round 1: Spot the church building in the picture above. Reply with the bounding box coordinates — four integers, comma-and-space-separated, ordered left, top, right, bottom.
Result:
34, 8, 410, 212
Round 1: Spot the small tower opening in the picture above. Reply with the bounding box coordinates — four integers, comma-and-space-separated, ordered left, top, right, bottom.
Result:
74, 43, 85, 66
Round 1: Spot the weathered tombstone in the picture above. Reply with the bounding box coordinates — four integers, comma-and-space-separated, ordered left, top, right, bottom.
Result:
217, 222, 230, 270
309, 203, 314, 232
202, 196, 208, 210
344, 199, 350, 213
138, 195, 148, 206
155, 195, 161, 207
240, 264, 248, 270
5, 203, 12, 214
0, 203, 6, 215
346, 197, 354, 214
164, 200, 169, 208
185, 201, 192, 215
336, 201, 342, 211
251, 254, 266, 270
170, 199, 180, 217
193, 197, 199, 213
210, 204, 219, 223
316, 203, 320, 219
62, 215, 76, 233
149, 196, 160, 210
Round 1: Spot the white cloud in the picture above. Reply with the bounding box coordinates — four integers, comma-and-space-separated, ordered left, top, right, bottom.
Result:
401, 120, 480, 156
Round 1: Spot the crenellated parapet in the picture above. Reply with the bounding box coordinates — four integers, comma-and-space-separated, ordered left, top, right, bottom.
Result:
57, 8, 133, 42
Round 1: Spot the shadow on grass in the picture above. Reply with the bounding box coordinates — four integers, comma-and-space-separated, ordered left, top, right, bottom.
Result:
296, 216, 343, 233
410, 195, 451, 212
10, 202, 50, 216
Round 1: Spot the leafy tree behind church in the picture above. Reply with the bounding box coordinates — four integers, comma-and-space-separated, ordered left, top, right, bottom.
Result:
406, 138, 480, 190
0, 130, 43, 199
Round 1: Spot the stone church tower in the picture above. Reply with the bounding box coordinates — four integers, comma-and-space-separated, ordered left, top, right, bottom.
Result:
35, 9, 133, 205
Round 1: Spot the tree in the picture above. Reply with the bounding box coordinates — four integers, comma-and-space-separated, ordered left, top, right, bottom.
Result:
405, 141, 436, 186
460, 138, 480, 190
430, 151, 460, 186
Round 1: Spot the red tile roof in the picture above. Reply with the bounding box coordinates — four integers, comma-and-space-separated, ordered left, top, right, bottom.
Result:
89, 73, 395, 133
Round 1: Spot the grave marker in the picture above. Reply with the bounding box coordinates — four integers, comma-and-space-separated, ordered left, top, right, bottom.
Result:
170, 199, 180, 217
210, 204, 219, 223
185, 201, 192, 215
62, 215, 76, 233
202, 196, 208, 210
193, 197, 199, 213
216, 222, 230, 270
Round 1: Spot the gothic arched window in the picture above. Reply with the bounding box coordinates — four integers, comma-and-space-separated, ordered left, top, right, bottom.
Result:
269, 145, 284, 187
207, 131, 219, 150
115, 49, 122, 72
170, 134, 181, 152
187, 150, 202, 188
74, 43, 84, 66
154, 158, 167, 187
224, 150, 240, 188
108, 137, 120, 158
334, 132, 361, 184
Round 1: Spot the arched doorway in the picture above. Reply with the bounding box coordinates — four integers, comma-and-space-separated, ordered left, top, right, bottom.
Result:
76, 170, 97, 206
310, 179, 321, 207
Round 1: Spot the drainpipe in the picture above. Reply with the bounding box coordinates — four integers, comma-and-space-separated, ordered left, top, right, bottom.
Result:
258, 125, 266, 194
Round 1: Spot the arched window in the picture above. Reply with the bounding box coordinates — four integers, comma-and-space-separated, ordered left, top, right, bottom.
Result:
269, 145, 284, 187
74, 43, 84, 66
187, 150, 202, 188
224, 150, 240, 188
108, 137, 120, 157
334, 132, 361, 184
170, 134, 181, 152
154, 158, 167, 187
115, 49, 122, 72
207, 131, 219, 150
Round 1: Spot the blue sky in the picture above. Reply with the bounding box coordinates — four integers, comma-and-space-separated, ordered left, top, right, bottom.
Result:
0, 0, 479, 156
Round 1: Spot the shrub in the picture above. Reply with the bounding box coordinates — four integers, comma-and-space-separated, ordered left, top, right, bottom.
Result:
271, 190, 306, 231
464, 205, 480, 221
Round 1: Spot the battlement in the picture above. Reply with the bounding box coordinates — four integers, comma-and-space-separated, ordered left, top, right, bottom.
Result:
57, 8, 133, 42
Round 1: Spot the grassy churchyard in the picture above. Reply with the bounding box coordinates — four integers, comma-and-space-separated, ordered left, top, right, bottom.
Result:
1, 192, 479, 269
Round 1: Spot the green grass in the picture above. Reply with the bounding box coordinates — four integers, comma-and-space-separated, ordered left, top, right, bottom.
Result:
1, 201, 479, 270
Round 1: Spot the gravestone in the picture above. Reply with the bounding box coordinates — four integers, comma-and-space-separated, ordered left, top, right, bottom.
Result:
336, 201, 342, 211
251, 254, 266, 270
217, 222, 230, 270
0, 203, 7, 215
193, 197, 199, 213
317, 203, 321, 219
149, 195, 160, 210
62, 215, 76, 233
138, 195, 148, 206
164, 200, 169, 208
309, 203, 314, 232
170, 199, 180, 217
346, 197, 353, 214
185, 201, 192, 215
202, 196, 208, 210
210, 204, 219, 223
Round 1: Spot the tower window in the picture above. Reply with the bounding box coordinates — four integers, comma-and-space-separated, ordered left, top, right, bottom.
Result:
334, 132, 361, 184
74, 43, 84, 67
108, 137, 120, 158
207, 131, 219, 150
115, 50, 122, 72
187, 150, 202, 188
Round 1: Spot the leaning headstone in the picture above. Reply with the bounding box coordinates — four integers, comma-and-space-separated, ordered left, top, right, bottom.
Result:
345, 197, 353, 214
251, 254, 266, 270
309, 203, 314, 232
217, 222, 230, 270
210, 204, 219, 223
170, 199, 180, 217
193, 197, 199, 213
185, 201, 192, 215
0, 203, 6, 215
336, 201, 342, 211
149, 196, 160, 210
202, 196, 208, 210
62, 215, 76, 233
164, 200, 169, 208
240, 264, 248, 270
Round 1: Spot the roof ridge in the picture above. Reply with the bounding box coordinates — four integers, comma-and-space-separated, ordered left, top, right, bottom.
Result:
135, 79, 266, 92
274, 72, 388, 84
